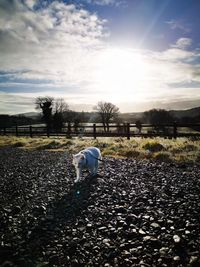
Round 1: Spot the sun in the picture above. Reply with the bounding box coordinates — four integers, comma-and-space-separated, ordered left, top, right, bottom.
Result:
94, 47, 149, 101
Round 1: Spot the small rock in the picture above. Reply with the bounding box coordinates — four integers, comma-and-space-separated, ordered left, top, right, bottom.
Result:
103, 238, 110, 243
98, 226, 107, 231
189, 256, 199, 265
150, 222, 161, 229
159, 247, 169, 256
173, 235, 181, 243
139, 229, 146, 235
143, 236, 151, 242
173, 256, 180, 261
122, 250, 131, 256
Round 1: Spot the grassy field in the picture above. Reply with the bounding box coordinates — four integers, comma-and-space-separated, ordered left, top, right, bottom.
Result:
0, 135, 200, 164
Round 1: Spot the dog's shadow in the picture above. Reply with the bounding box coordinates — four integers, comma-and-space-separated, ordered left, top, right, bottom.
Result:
20, 175, 99, 264
51, 174, 98, 221
28, 175, 98, 242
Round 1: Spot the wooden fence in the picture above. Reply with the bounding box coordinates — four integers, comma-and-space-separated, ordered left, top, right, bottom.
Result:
1, 123, 200, 139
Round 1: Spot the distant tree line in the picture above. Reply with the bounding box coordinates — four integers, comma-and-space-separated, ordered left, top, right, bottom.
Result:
136, 108, 200, 133
0, 97, 199, 132
34, 97, 120, 132
0, 114, 40, 128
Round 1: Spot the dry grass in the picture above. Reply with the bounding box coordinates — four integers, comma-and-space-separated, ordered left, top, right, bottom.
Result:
0, 136, 200, 164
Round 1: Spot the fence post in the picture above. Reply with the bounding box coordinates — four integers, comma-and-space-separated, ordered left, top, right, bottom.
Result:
67, 123, 71, 135
127, 123, 130, 140
30, 126, 33, 138
173, 122, 177, 139
4, 127, 6, 135
93, 124, 96, 139
16, 125, 18, 137
47, 127, 50, 138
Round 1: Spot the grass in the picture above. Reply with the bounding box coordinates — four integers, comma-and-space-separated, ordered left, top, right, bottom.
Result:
0, 135, 200, 164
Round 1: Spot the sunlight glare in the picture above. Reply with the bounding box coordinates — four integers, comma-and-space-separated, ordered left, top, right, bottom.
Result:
95, 48, 149, 101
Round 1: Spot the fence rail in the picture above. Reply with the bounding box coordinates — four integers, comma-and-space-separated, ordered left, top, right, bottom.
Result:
0, 123, 200, 139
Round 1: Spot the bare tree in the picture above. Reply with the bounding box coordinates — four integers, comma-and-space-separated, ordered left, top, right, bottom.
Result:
54, 98, 69, 114
135, 120, 142, 134
94, 101, 119, 132
35, 97, 54, 130
53, 98, 69, 131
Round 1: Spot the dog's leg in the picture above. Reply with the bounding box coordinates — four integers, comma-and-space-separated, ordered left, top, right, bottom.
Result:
88, 165, 95, 177
75, 167, 82, 183
94, 160, 98, 175
88, 161, 98, 177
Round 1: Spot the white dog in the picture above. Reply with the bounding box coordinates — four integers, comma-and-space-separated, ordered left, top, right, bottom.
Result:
72, 147, 102, 183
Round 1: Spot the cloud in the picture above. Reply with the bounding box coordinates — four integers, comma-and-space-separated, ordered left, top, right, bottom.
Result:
166, 19, 191, 33
171, 37, 192, 49
86, 0, 115, 5
153, 38, 196, 64
83, 0, 125, 6
0, 92, 36, 114
160, 48, 194, 62
0, 0, 108, 84
24, 0, 37, 9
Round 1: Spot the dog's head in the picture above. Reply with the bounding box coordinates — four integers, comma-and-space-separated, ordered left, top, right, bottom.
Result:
72, 153, 86, 169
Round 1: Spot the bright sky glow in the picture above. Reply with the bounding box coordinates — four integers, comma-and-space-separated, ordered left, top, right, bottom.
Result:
95, 48, 149, 100
0, 0, 200, 114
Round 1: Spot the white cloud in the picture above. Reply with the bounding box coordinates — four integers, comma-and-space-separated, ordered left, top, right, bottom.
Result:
166, 19, 191, 33
83, 0, 125, 6
87, 0, 114, 5
0, 92, 36, 114
159, 48, 194, 61
0, 0, 108, 83
171, 38, 192, 49
24, 0, 37, 9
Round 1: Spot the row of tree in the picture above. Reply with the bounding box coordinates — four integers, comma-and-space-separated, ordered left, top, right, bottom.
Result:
35, 97, 200, 133
35, 97, 120, 132
0, 114, 39, 128
0, 96, 199, 130
35, 97, 68, 131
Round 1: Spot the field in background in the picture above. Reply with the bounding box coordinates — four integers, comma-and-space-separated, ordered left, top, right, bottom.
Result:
0, 136, 200, 165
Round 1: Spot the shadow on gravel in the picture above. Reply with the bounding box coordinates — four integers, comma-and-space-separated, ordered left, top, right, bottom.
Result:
51, 174, 98, 221
23, 174, 99, 263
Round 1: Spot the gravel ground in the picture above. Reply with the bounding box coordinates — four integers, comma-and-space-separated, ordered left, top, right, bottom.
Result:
0, 148, 200, 267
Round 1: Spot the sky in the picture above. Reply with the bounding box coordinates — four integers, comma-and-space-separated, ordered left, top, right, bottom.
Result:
1, 0, 200, 114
